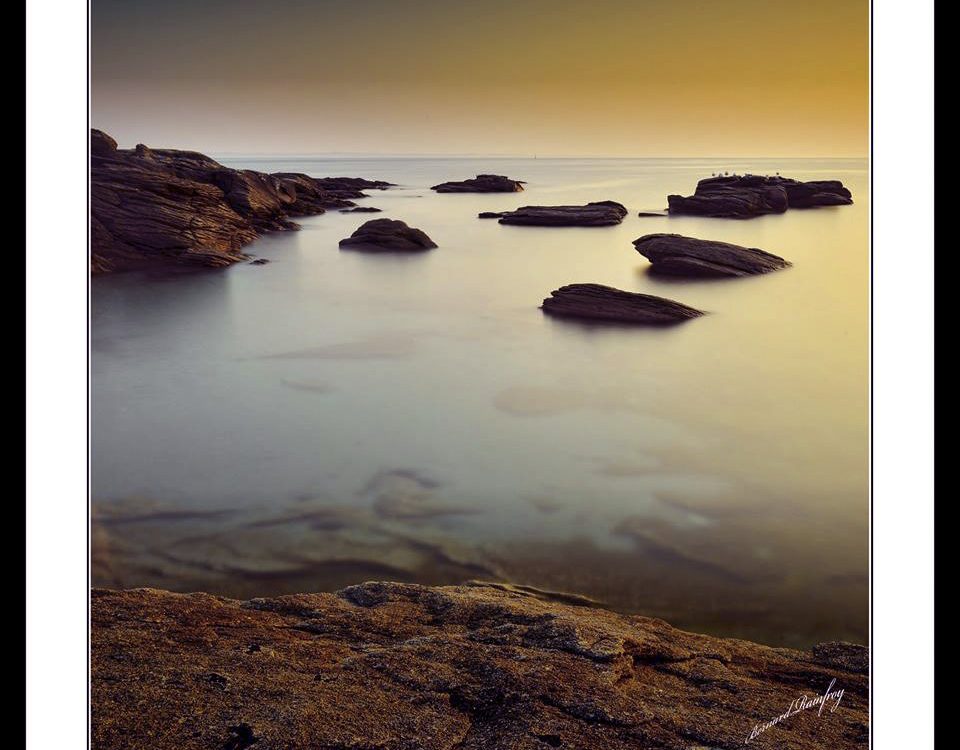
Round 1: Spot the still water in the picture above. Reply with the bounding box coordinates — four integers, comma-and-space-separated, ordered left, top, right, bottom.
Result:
91, 157, 868, 648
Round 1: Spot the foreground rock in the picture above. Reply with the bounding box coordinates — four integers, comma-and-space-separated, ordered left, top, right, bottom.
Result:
432, 174, 525, 193
634, 233, 791, 277
542, 284, 703, 324
667, 175, 852, 219
90, 129, 390, 273
339, 218, 438, 252
92, 583, 868, 750
494, 201, 629, 226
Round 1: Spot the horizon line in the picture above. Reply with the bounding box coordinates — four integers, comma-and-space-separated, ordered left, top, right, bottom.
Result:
200, 152, 869, 161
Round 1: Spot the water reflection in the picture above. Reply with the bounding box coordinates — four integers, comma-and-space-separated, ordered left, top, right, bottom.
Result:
92, 157, 867, 648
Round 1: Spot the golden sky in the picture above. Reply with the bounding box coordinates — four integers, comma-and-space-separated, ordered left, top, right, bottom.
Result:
92, 0, 868, 156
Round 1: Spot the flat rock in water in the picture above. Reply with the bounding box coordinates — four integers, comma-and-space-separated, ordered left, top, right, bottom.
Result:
339, 218, 438, 252
542, 283, 703, 324
667, 174, 852, 219
90, 129, 392, 273
633, 233, 791, 277
496, 201, 628, 226
339, 206, 383, 213
431, 174, 525, 193
91, 583, 869, 750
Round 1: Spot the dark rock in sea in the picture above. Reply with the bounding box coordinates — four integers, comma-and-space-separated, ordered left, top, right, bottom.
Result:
667, 174, 852, 219
339, 218, 438, 252
249, 258, 270, 265
431, 174, 525, 193
495, 201, 629, 227
91, 583, 869, 750
542, 283, 703, 324
478, 211, 506, 219
637, 209, 669, 217
633, 233, 791, 277
90, 129, 392, 273
339, 206, 383, 213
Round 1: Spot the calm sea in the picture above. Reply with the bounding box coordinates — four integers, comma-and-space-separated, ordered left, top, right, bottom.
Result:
91, 157, 868, 648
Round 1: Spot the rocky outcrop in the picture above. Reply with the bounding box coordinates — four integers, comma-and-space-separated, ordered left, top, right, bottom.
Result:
667, 175, 852, 219
633, 233, 791, 277
90, 129, 390, 273
339, 218, 438, 252
542, 284, 703, 324
495, 201, 628, 226
432, 174, 525, 193
92, 582, 868, 750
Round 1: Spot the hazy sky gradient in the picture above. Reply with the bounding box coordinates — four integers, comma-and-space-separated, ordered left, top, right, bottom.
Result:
92, 0, 868, 156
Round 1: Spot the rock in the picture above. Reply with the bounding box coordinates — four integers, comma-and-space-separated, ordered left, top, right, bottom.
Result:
633, 233, 791, 277
431, 174, 525, 193
667, 175, 852, 219
541, 284, 703, 324
90, 128, 118, 156
495, 201, 629, 226
339, 206, 383, 213
90, 129, 392, 273
249, 258, 270, 265
812, 641, 869, 674
91, 583, 869, 750
339, 218, 438, 252
478, 211, 506, 219
636, 209, 668, 217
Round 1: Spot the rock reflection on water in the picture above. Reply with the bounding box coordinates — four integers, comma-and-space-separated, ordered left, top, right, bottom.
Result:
93, 469, 866, 649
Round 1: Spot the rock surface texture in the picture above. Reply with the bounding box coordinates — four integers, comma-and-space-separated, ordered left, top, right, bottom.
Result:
495, 201, 629, 226
92, 583, 868, 750
633, 234, 791, 278
667, 175, 852, 219
339, 218, 439, 252
542, 284, 704, 324
432, 174, 525, 193
90, 129, 390, 273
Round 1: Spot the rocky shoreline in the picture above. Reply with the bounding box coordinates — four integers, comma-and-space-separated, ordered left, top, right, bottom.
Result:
92, 582, 868, 750
90, 129, 390, 273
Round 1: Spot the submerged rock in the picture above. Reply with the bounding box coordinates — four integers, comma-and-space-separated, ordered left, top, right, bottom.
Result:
339, 206, 383, 213
431, 174, 525, 193
339, 218, 438, 252
478, 211, 506, 219
667, 174, 852, 219
91, 583, 869, 750
633, 233, 791, 277
90, 129, 392, 273
495, 201, 628, 226
542, 283, 703, 324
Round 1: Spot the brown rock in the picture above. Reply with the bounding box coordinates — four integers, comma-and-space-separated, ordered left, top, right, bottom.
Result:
667, 175, 852, 219
91, 582, 869, 750
633, 233, 791, 277
496, 201, 628, 226
542, 283, 703, 325
90, 129, 392, 273
339, 218, 438, 252
432, 174, 525, 193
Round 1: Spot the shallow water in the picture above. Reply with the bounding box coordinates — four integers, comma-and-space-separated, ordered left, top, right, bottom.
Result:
91, 157, 868, 648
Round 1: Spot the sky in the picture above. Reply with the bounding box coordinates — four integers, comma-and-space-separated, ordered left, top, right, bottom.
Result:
92, 0, 868, 157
